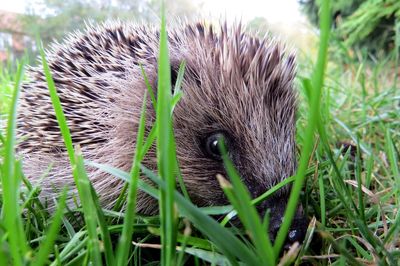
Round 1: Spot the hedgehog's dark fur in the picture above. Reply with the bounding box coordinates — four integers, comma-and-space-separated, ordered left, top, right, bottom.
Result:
17, 21, 306, 243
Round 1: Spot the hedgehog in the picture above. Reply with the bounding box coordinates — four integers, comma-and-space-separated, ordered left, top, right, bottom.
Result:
17, 21, 307, 246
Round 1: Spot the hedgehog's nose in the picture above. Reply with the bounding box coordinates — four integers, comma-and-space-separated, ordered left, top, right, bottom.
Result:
269, 205, 308, 250
283, 207, 308, 250
285, 216, 307, 247
287, 228, 305, 244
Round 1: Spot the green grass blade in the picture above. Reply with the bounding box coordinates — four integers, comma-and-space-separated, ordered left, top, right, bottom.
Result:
33, 189, 67, 266
251, 175, 296, 207
198, 205, 233, 216
218, 141, 275, 264
148, 226, 213, 251
1, 61, 28, 266
74, 147, 102, 265
384, 128, 400, 201
0, 132, 5, 145
318, 170, 326, 228
177, 246, 231, 265
173, 61, 186, 95
384, 209, 400, 245
157, 5, 177, 265
220, 163, 323, 226
38, 41, 75, 166
170, 61, 185, 112
87, 161, 160, 199
50, 231, 87, 265
111, 183, 128, 215
139, 124, 157, 160
140, 64, 157, 110
0, 233, 8, 266
89, 185, 115, 265
40, 41, 104, 264
116, 92, 147, 266
171, 61, 189, 201
354, 142, 366, 222
274, 0, 331, 256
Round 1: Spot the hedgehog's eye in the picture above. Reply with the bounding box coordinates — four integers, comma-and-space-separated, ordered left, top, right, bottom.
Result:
204, 132, 226, 161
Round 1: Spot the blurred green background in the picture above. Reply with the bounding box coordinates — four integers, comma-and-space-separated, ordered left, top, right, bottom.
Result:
0, 0, 399, 63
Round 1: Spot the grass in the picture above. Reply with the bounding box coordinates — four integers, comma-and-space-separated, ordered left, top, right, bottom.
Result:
1, 0, 400, 264
1, 59, 27, 266
156, 6, 178, 264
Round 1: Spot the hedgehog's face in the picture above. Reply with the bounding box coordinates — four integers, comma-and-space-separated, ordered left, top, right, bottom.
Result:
167, 26, 307, 245
172, 83, 307, 245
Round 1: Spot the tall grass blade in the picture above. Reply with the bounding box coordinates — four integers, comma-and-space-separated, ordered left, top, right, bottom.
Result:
156, 3, 177, 265
220, 163, 328, 226
38, 41, 75, 166
88, 161, 160, 199
140, 64, 157, 110
1, 61, 28, 266
218, 141, 275, 264
40, 42, 103, 264
33, 189, 67, 266
74, 147, 102, 265
274, 0, 331, 256
89, 185, 115, 265
116, 92, 148, 266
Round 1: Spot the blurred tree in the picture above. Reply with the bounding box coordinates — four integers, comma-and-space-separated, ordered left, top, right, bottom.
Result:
299, 0, 364, 28
20, 0, 202, 46
299, 0, 400, 56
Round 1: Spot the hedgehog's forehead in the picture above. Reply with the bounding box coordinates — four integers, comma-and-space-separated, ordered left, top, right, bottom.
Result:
170, 22, 296, 124
171, 23, 295, 95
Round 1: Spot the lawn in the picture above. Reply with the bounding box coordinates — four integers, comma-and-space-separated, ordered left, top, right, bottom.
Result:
0, 0, 399, 265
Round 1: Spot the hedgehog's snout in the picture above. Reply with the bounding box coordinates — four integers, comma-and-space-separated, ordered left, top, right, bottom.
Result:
284, 210, 308, 249
262, 201, 308, 249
